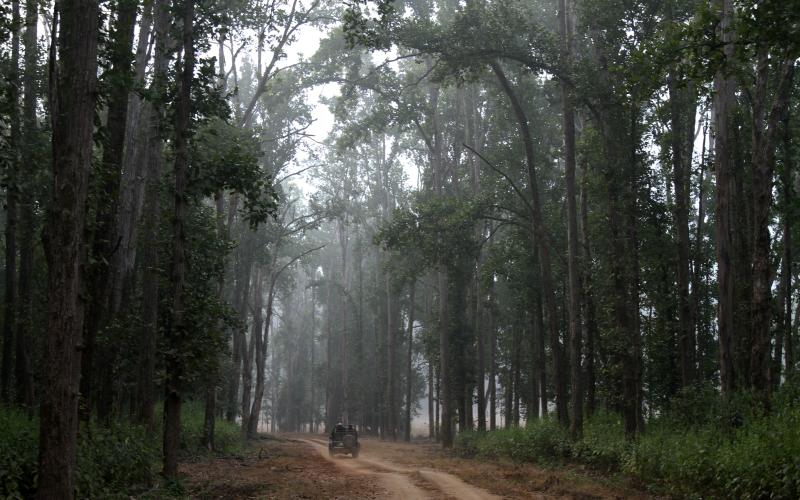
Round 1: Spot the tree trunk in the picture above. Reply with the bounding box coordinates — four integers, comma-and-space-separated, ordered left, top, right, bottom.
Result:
135, 0, 168, 436
163, 0, 194, 477
579, 160, 597, 415
783, 111, 795, 377
492, 63, 568, 426
404, 282, 416, 441
242, 267, 262, 433
15, 0, 38, 413
81, 0, 139, 422
558, 0, 583, 437
668, 72, 695, 388
2, 0, 21, 405
713, 0, 736, 397
247, 279, 275, 437
489, 285, 497, 429
476, 276, 486, 431
749, 50, 794, 396
37, 0, 100, 496
386, 277, 398, 440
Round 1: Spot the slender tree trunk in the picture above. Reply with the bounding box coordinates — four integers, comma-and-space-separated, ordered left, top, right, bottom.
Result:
749, 52, 794, 395
783, 112, 795, 377
135, 0, 168, 435
534, 282, 548, 417
714, 0, 736, 397
428, 360, 434, 438
2, 0, 21, 405
579, 161, 597, 415
163, 0, 194, 477
492, 63, 568, 426
404, 282, 416, 441
226, 236, 248, 422
692, 117, 708, 381
37, 0, 100, 495
82, 0, 139, 422
528, 311, 540, 420
242, 267, 262, 433
248, 280, 275, 437
559, 0, 583, 437
476, 275, 486, 431
15, 0, 38, 413
668, 72, 695, 388
489, 286, 497, 429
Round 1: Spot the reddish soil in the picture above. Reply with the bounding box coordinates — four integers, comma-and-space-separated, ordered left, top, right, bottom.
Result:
181, 434, 652, 499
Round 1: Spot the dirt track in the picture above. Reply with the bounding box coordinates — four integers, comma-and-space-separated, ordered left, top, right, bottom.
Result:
301, 437, 502, 499
182, 434, 650, 499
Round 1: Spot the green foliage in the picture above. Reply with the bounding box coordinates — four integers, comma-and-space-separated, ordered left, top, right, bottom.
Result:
75, 423, 159, 499
626, 386, 800, 499
375, 194, 484, 272
191, 118, 279, 227
0, 409, 37, 499
455, 392, 800, 499
455, 419, 571, 465
571, 411, 630, 470
0, 404, 245, 498
177, 401, 244, 458
0, 409, 158, 499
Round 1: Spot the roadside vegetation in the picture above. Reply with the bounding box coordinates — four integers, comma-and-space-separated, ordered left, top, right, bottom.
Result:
0, 403, 243, 498
456, 380, 800, 499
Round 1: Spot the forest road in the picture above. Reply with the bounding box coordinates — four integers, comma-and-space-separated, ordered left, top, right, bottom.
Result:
299, 437, 503, 500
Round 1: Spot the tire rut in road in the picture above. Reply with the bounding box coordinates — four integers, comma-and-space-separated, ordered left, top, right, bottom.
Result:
299, 438, 501, 500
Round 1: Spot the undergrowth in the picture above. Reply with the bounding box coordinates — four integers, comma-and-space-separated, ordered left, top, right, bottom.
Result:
0, 400, 244, 498
455, 382, 800, 499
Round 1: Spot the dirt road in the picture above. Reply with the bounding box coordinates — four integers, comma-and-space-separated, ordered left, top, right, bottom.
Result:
300, 437, 502, 500
182, 434, 649, 499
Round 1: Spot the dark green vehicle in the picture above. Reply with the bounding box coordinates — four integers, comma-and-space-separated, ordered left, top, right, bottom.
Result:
328, 423, 360, 458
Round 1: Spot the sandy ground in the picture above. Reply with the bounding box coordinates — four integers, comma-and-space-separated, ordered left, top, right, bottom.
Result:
182, 434, 652, 499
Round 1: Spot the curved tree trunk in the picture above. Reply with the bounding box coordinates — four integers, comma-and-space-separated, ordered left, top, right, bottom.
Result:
492, 62, 568, 426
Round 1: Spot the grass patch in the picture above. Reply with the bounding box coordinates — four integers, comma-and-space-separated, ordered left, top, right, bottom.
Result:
455, 385, 800, 499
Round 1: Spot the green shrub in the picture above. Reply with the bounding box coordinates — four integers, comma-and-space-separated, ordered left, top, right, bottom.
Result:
455, 419, 571, 465
0, 409, 38, 499
76, 423, 158, 498
625, 405, 800, 499
0, 410, 158, 499
572, 411, 630, 470
176, 401, 244, 458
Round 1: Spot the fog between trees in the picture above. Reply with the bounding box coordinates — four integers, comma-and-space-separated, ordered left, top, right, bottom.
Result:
0, 0, 799, 497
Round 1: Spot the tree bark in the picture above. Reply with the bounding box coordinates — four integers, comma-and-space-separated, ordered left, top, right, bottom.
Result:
713, 0, 736, 397
749, 50, 794, 396
242, 266, 262, 433
404, 282, 416, 441
37, 0, 100, 496
81, 0, 139, 422
2, 0, 21, 405
15, 0, 38, 413
558, 0, 583, 437
668, 72, 695, 388
579, 160, 597, 416
163, 0, 194, 477
135, 0, 169, 435
783, 111, 795, 377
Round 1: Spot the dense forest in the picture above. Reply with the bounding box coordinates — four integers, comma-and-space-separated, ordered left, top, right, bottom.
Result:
0, 0, 799, 498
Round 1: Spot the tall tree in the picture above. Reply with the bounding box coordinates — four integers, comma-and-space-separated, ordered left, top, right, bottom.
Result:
37, 0, 101, 496
163, 0, 195, 477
